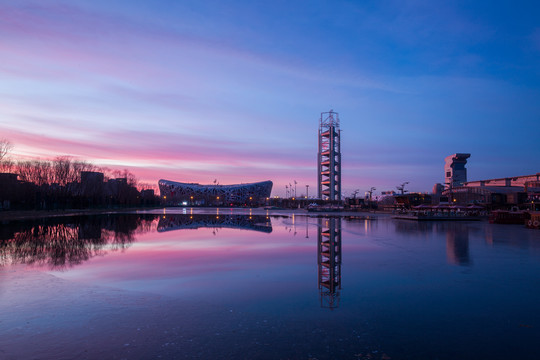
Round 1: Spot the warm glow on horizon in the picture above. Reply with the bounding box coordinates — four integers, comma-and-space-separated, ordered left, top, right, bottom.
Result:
1, 1, 539, 197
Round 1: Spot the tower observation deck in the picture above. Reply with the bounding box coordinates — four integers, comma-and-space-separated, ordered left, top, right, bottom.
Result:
318, 110, 341, 201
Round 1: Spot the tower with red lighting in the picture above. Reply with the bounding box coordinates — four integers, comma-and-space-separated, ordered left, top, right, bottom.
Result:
318, 110, 341, 200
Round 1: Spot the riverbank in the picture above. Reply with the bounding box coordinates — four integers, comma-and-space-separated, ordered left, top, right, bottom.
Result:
0, 206, 391, 222
0, 207, 161, 222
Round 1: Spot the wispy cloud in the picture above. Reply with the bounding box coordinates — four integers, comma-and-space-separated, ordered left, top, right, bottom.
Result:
1, 0, 539, 195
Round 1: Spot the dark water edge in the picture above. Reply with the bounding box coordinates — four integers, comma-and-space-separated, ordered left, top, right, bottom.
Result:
1, 210, 540, 360
0, 206, 161, 222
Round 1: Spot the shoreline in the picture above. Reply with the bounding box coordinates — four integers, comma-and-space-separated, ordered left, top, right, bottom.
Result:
0, 207, 161, 222
0, 206, 388, 221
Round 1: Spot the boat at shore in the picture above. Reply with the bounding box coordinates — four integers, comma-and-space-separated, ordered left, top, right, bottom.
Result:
392, 204, 484, 221
489, 209, 530, 225
263, 206, 285, 210
393, 213, 482, 221
526, 212, 540, 229
306, 203, 344, 212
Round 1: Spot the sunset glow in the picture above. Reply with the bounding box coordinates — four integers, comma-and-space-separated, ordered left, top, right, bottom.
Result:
1, 1, 539, 196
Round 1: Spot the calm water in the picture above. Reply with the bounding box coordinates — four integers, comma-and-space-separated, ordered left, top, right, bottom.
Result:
1, 208, 540, 360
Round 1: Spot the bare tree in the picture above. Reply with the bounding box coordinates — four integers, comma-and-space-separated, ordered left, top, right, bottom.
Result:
0, 139, 13, 163
53, 156, 73, 186
52, 156, 94, 186
111, 168, 138, 187
0, 159, 14, 173
17, 160, 53, 186
72, 160, 96, 180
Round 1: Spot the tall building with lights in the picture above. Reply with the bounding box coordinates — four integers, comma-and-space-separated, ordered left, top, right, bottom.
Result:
318, 110, 341, 200
444, 153, 470, 189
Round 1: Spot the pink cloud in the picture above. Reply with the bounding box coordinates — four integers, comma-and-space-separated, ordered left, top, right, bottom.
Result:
4, 124, 318, 191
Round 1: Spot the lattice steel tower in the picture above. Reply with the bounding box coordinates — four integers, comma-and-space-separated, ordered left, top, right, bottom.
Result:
318, 110, 341, 200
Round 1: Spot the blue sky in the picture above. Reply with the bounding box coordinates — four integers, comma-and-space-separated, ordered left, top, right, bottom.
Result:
1, 0, 539, 196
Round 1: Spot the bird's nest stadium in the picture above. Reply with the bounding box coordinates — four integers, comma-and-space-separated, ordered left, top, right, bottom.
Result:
158, 179, 273, 206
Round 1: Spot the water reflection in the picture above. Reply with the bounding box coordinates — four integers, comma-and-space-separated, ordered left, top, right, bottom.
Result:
157, 214, 272, 233
0, 214, 157, 269
317, 217, 342, 309
445, 223, 471, 266
3, 212, 540, 360
0, 213, 274, 270
392, 220, 474, 266
394, 219, 435, 235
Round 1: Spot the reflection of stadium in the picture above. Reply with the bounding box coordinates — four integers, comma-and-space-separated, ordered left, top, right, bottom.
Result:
157, 214, 273, 233
158, 180, 273, 206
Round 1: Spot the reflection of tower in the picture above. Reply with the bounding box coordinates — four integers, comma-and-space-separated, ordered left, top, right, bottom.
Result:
317, 218, 342, 309
446, 224, 471, 266
318, 110, 341, 201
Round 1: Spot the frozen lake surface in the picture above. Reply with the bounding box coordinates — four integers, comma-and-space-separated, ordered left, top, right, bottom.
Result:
1, 208, 540, 359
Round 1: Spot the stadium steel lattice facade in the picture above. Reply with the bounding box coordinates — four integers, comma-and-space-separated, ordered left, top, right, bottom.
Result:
158, 179, 273, 206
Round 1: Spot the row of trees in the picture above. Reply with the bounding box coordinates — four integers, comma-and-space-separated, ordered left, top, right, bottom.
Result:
1, 142, 135, 187
0, 139, 158, 210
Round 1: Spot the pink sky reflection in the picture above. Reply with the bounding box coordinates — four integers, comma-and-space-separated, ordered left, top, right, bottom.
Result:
48, 222, 319, 297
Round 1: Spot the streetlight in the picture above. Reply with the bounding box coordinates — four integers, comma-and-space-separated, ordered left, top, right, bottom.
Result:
289, 183, 292, 198
396, 182, 409, 195
369, 187, 376, 202
368, 187, 376, 211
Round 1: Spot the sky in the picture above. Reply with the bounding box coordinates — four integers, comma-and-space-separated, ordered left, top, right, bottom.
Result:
1, 0, 539, 197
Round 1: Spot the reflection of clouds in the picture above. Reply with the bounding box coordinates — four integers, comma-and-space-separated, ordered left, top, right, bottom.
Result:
157, 214, 272, 233
0, 215, 157, 269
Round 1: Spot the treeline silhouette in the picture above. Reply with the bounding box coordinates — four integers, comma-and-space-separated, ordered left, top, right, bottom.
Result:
0, 214, 158, 269
0, 156, 159, 210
